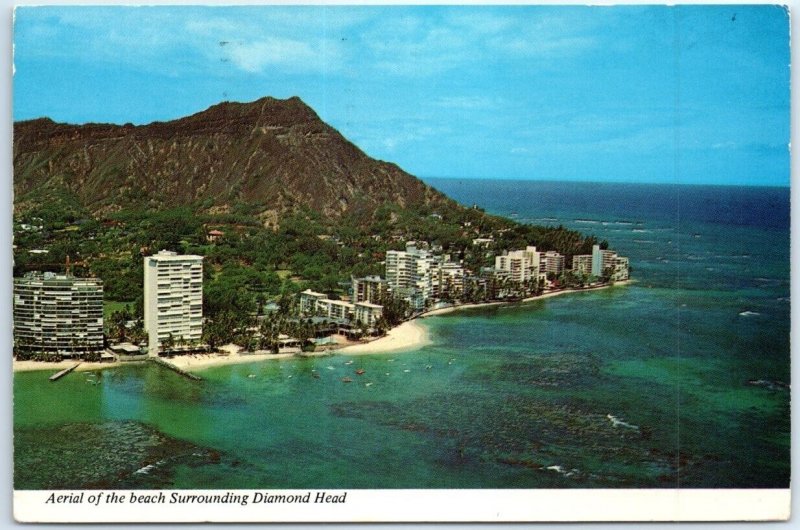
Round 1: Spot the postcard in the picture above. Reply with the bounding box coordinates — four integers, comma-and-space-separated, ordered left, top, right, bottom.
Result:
11, 4, 790, 523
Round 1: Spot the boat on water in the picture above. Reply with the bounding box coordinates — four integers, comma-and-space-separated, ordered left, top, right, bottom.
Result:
355, 369, 365, 375
341, 377, 353, 383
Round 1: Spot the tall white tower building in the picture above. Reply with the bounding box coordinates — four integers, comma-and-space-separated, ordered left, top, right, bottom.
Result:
144, 251, 203, 355
385, 242, 435, 310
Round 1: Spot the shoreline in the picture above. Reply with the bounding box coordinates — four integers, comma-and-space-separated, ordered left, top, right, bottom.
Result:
336, 319, 432, 355
422, 279, 631, 317
13, 359, 122, 373
13, 280, 630, 374
322, 280, 631, 355
523, 279, 631, 302
167, 346, 351, 372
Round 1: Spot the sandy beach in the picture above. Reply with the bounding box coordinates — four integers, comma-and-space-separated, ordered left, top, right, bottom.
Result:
13, 359, 121, 373
337, 320, 432, 355
421, 301, 505, 317
166, 349, 333, 371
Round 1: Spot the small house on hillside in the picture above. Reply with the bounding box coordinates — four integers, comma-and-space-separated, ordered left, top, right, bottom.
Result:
207, 229, 224, 243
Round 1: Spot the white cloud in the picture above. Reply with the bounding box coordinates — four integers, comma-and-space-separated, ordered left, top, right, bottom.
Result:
225, 38, 318, 73
358, 9, 604, 79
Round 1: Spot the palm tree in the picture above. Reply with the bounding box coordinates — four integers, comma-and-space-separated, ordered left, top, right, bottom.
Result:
259, 316, 279, 353
162, 332, 175, 354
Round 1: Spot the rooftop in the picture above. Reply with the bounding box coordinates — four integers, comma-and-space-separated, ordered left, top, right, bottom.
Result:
17, 271, 103, 284
355, 301, 383, 309
148, 250, 203, 261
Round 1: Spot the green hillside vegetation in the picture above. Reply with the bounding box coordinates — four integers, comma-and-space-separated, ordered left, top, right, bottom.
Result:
13, 192, 599, 329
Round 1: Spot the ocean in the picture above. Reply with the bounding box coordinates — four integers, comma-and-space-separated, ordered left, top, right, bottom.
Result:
13, 180, 790, 489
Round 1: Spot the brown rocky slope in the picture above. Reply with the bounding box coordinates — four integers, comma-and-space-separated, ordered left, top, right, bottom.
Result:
14, 96, 451, 221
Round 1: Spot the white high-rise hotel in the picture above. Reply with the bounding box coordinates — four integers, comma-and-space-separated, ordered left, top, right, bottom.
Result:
494, 246, 546, 283
386, 242, 436, 310
144, 251, 203, 355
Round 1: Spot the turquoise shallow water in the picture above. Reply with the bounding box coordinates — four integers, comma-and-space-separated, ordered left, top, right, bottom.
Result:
14, 181, 790, 489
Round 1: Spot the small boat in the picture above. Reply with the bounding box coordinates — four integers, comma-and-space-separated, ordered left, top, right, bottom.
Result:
312, 372, 320, 379
345, 360, 354, 365
403, 369, 411, 373
426, 365, 432, 370
341, 377, 353, 383
355, 369, 366, 375
247, 374, 256, 378
365, 382, 373, 387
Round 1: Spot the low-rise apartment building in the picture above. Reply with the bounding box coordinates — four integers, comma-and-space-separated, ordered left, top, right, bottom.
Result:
354, 301, 384, 326
316, 298, 355, 321
299, 289, 327, 315
540, 251, 565, 276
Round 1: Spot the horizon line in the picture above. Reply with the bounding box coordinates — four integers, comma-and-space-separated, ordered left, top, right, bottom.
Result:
420, 175, 791, 189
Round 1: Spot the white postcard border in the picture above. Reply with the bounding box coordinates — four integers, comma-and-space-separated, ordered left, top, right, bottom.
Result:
13, 488, 791, 523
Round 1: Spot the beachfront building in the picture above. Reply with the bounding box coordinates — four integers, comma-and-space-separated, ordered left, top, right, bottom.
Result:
385, 249, 413, 291
433, 262, 466, 300
143, 250, 203, 355
591, 245, 616, 277
571, 254, 594, 275
495, 252, 525, 282
494, 246, 543, 284
299, 289, 327, 315
13, 272, 104, 356
591, 245, 630, 281
495, 252, 530, 283
351, 275, 388, 304
354, 301, 384, 327
540, 251, 565, 277
315, 298, 355, 321
611, 256, 630, 281
386, 242, 436, 310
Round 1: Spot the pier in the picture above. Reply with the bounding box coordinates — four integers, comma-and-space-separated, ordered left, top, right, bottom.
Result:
49, 363, 81, 382
149, 357, 202, 381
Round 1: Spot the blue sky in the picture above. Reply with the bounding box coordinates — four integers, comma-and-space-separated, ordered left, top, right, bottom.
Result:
13, 5, 790, 186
